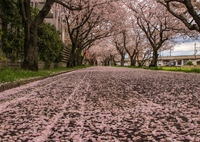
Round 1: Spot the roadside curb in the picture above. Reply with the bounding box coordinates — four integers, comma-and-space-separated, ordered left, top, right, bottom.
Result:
0, 69, 77, 93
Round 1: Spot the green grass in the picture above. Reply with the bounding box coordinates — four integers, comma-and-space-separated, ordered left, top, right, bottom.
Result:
126, 65, 200, 73
144, 66, 200, 73
190, 68, 200, 73
0, 66, 88, 84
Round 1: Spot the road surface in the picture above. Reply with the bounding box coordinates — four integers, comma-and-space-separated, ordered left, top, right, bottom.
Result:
0, 67, 199, 141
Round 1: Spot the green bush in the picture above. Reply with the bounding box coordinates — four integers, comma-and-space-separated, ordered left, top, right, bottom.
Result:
38, 23, 63, 69
186, 60, 193, 66
0, 0, 24, 61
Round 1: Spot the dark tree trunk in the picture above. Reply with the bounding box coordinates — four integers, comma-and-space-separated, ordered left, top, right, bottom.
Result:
67, 53, 75, 67
138, 61, 142, 67
22, 24, 38, 70
76, 49, 82, 66
19, 0, 54, 71
80, 55, 84, 65
131, 59, 136, 66
130, 55, 137, 66
121, 56, 125, 66
67, 46, 76, 67
113, 59, 116, 66
150, 49, 158, 67
104, 60, 109, 66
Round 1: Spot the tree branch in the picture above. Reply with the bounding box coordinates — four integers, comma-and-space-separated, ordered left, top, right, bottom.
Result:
55, 0, 82, 10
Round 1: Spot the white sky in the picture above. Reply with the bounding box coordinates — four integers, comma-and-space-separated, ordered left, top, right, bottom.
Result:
161, 41, 200, 56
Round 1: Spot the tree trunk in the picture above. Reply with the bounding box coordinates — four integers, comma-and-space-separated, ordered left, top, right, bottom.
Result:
67, 53, 75, 67
18, 0, 55, 71
67, 46, 76, 67
150, 49, 158, 67
22, 24, 38, 71
121, 56, 125, 66
80, 55, 84, 65
113, 59, 116, 66
138, 61, 141, 67
130, 55, 136, 66
76, 49, 82, 66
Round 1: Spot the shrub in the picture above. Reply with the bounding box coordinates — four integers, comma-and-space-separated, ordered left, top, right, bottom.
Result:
38, 23, 63, 69
186, 60, 193, 66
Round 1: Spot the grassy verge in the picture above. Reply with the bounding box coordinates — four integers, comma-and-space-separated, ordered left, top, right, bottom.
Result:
0, 66, 88, 84
138, 66, 200, 73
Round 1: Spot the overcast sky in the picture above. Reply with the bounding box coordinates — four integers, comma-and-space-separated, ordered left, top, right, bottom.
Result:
161, 40, 200, 56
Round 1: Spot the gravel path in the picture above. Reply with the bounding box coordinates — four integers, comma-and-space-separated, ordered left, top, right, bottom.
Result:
0, 67, 199, 142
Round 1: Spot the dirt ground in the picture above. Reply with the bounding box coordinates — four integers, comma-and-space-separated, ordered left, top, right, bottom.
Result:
0, 67, 199, 142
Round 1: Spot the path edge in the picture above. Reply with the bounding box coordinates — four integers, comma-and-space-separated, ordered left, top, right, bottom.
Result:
0, 69, 79, 93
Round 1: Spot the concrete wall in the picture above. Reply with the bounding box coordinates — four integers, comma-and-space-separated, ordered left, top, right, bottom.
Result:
0, 60, 66, 70
0, 60, 21, 69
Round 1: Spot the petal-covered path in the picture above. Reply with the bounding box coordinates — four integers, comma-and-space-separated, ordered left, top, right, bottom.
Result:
0, 67, 199, 142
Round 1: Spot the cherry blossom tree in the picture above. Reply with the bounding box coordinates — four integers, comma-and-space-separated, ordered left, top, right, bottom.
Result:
123, 18, 147, 66
126, 26, 153, 67
105, 1, 153, 67
124, 32, 140, 66
111, 32, 127, 66
157, 0, 200, 33
107, 1, 132, 66
64, 0, 117, 67
89, 39, 119, 66
124, 0, 179, 67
